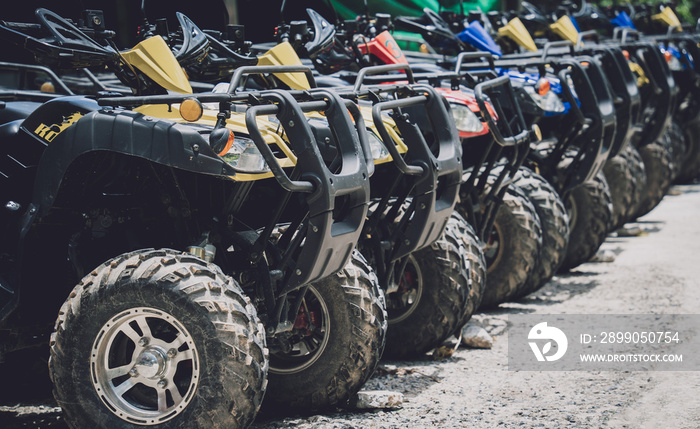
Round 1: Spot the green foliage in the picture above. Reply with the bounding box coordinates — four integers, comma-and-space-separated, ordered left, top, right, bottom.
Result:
592, 1, 697, 24
332, 0, 502, 20
674, 0, 699, 24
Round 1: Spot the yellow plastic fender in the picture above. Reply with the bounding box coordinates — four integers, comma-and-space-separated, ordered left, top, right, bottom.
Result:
498, 18, 537, 52
652, 7, 682, 31
257, 42, 311, 90
120, 35, 193, 94
550, 16, 580, 45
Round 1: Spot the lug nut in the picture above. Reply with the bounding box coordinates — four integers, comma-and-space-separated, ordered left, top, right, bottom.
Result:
158, 379, 168, 389
138, 337, 149, 347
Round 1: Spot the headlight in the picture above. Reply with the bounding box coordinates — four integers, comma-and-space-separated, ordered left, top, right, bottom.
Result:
450, 103, 484, 133
367, 129, 390, 160
220, 135, 269, 173
523, 86, 566, 113
661, 47, 685, 72
667, 54, 684, 71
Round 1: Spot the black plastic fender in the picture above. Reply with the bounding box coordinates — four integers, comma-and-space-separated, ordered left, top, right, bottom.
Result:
24, 97, 236, 216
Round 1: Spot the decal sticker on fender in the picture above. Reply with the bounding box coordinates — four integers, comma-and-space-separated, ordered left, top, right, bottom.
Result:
33, 112, 83, 142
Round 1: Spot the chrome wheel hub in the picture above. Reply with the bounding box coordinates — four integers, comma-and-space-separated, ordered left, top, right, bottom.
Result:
90, 307, 199, 425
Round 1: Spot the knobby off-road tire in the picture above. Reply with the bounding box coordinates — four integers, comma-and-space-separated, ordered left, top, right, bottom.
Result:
451, 212, 487, 331
512, 167, 570, 299
666, 118, 687, 182
677, 120, 700, 183
620, 143, 647, 226
263, 250, 387, 414
49, 248, 268, 429
382, 211, 471, 359
559, 172, 613, 272
634, 136, 674, 220
603, 147, 637, 231
477, 184, 543, 309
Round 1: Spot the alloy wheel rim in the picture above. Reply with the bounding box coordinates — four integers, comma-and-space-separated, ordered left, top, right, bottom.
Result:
484, 222, 504, 272
90, 307, 200, 425
269, 285, 331, 374
387, 254, 424, 324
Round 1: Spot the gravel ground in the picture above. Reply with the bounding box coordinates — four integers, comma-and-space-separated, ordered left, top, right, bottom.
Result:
1, 183, 699, 429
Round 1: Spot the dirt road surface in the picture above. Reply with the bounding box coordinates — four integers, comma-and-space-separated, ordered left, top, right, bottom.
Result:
2, 183, 699, 429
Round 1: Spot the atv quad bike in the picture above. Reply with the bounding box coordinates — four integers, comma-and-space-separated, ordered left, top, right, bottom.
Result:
286, 8, 547, 308
0, 8, 386, 426
370, 11, 605, 285
281, 9, 543, 308
332, 47, 544, 307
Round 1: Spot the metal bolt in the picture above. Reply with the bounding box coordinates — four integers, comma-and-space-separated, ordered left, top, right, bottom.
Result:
312, 225, 318, 232
192, 144, 199, 152
93, 16, 101, 25
324, 137, 331, 143
138, 337, 149, 347
288, 120, 295, 127
167, 348, 177, 358
295, 269, 302, 276
404, 239, 411, 245
420, 203, 426, 210
158, 379, 168, 389
129, 368, 139, 377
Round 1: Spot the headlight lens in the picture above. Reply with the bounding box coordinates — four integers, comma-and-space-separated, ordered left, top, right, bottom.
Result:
523, 86, 566, 113
450, 103, 484, 133
668, 55, 683, 71
220, 135, 269, 173
367, 129, 390, 160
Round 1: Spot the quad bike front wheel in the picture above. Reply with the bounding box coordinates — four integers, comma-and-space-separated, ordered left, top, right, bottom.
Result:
619, 143, 647, 226
559, 172, 613, 272
512, 167, 570, 299
263, 250, 387, 414
477, 184, 542, 309
666, 118, 687, 183
451, 212, 487, 331
604, 146, 637, 232
382, 211, 472, 359
633, 136, 674, 220
677, 120, 700, 183
50, 249, 268, 429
